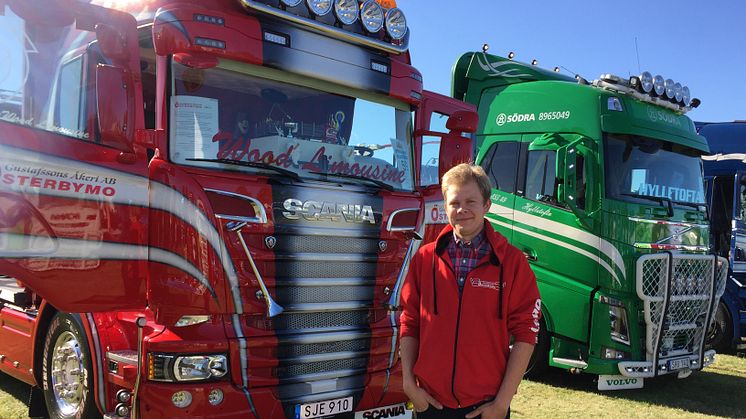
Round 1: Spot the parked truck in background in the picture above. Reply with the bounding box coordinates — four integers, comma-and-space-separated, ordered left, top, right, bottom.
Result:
698, 121, 746, 354
449, 50, 728, 390
0, 0, 476, 417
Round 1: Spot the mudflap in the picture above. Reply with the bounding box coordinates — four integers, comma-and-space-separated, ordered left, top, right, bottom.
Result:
27, 385, 48, 418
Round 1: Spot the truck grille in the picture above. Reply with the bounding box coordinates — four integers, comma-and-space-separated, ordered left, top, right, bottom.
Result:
637, 254, 728, 366
241, 231, 401, 408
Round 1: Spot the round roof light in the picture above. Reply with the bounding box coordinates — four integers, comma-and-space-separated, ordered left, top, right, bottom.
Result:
384, 7, 407, 40
333, 0, 358, 25
652, 75, 665, 97
664, 78, 676, 100
280, 0, 303, 6
639, 71, 653, 93
674, 82, 683, 103
360, 0, 384, 33
682, 86, 691, 106
306, 0, 332, 16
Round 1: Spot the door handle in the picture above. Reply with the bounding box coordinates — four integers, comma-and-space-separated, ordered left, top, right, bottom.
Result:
522, 248, 538, 262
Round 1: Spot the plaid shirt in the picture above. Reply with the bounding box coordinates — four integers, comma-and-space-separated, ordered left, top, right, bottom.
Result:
447, 229, 491, 290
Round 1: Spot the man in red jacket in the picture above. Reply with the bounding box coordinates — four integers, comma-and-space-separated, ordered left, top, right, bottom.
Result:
400, 164, 542, 418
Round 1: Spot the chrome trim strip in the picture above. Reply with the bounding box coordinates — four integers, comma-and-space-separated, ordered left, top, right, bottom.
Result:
205, 188, 268, 225
273, 325, 371, 336
274, 278, 377, 287
278, 368, 367, 384
85, 314, 108, 413
105, 351, 138, 365
239, 0, 407, 54
632, 242, 709, 252
272, 252, 379, 262
627, 216, 708, 228
280, 350, 369, 364
277, 331, 371, 345
282, 301, 372, 312
236, 230, 284, 317
386, 207, 420, 232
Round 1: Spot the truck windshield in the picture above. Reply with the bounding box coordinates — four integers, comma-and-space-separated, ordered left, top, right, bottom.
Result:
604, 133, 706, 206
168, 61, 414, 191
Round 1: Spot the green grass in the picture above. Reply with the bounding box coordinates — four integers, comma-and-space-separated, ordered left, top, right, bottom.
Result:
512, 354, 746, 418
1, 355, 745, 418
0, 371, 31, 419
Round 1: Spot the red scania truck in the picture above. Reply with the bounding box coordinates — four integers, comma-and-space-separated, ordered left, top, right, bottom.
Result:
0, 0, 476, 417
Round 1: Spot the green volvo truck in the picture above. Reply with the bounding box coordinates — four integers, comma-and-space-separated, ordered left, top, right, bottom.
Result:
452, 51, 728, 390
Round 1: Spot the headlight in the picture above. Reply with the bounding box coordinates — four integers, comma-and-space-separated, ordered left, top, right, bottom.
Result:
149, 353, 228, 382
600, 295, 630, 345
681, 86, 691, 106
306, 0, 332, 16
673, 82, 683, 103
360, 0, 384, 33
652, 75, 665, 96
384, 7, 407, 40
639, 71, 653, 93
664, 78, 676, 100
333, 0, 358, 25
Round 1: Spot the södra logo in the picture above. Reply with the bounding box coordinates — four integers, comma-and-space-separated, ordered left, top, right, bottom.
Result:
495, 112, 535, 126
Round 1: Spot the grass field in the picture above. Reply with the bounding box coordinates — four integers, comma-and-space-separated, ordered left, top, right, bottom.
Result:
2, 354, 745, 418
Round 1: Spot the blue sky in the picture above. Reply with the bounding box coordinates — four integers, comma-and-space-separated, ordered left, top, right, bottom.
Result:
399, 1, 745, 123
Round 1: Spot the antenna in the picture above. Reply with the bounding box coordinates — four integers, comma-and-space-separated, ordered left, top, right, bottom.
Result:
634, 37, 641, 74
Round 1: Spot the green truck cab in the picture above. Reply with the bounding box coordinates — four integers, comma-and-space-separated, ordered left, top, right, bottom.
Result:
452, 51, 728, 390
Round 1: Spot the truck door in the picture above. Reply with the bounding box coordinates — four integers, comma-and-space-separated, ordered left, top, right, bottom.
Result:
0, 1, 149, 311
415, 90, 475, 244
734, 173, 746, 272
510, 133, 600, 344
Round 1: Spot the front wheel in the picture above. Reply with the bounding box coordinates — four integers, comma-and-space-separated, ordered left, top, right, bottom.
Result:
706, 302, 733, 353
42, 313, 100, 419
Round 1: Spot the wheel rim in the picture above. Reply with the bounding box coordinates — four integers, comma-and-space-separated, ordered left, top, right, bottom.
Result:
50, 331, 87, 416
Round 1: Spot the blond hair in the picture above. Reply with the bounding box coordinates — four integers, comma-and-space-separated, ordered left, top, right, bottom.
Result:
441, 163, 491, 204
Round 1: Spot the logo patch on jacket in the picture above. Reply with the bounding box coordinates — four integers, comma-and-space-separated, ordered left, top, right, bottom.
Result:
470, 278, 503, 291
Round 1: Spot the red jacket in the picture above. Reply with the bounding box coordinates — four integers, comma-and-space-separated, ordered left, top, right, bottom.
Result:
399, 222, 541, 408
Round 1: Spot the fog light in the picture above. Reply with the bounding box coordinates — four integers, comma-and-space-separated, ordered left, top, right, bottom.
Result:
307, 0, 332, 16
172, 390, 193, 408
384, 7, 407, 40
652, 75, 665, 96
208, 389, 224, 406
360, 0, 384, 33
115, 403, 130, 417
602, 346, 630, 359
116, 389, 131, 403
333, 0, 358, 25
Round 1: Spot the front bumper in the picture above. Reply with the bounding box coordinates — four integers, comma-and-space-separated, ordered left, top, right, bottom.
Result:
618, 349, 716, 378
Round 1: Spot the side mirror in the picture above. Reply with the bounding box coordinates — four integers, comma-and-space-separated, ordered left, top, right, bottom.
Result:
96, 64, 133, 152
446, 110, 478, 135
438, 134, 473, 181
95, 23, 128, 64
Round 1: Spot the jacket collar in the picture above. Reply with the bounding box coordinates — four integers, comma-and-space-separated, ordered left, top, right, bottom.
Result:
434, 220, 506, 266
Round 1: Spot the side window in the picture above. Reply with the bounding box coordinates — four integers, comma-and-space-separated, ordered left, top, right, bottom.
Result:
738, 183, 746, 221
479, 141, 519, 193
420, 111, 449, 187
55, 56, 87, 138
525, 150, 558, 205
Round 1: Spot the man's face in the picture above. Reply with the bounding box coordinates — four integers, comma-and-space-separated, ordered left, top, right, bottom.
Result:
444, 180, 490, 241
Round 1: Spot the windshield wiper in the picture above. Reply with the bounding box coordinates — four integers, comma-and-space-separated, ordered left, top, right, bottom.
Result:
670, 200, 705, 211
621, 193, 674, 217
312, 171, 394, 191
186, 158, 302, 182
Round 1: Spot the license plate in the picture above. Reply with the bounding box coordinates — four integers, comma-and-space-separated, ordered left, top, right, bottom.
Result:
667, 357, 690, 371
295, 396, 353, 419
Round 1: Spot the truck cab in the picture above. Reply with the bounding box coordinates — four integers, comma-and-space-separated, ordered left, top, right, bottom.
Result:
699, 121, 746, 354
451, 51, 727, 390
0, 1, 475, 417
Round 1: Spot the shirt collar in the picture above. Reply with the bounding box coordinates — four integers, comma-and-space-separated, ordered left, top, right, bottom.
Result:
452, 228, 486, 248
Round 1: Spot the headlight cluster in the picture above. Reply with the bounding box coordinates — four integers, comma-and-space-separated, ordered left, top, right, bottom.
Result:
278, 0, 407, 39
148, 353, 228, 382
632, 71, 692, 107
600, 295, 630, 346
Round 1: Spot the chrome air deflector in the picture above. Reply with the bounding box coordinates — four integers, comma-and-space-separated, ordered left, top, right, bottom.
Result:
239, 0, 408, 54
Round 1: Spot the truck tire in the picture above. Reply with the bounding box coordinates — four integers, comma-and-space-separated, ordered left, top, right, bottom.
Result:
524, 318, 550, 378
706, 302, 732, 353
41, 313, 100, 419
